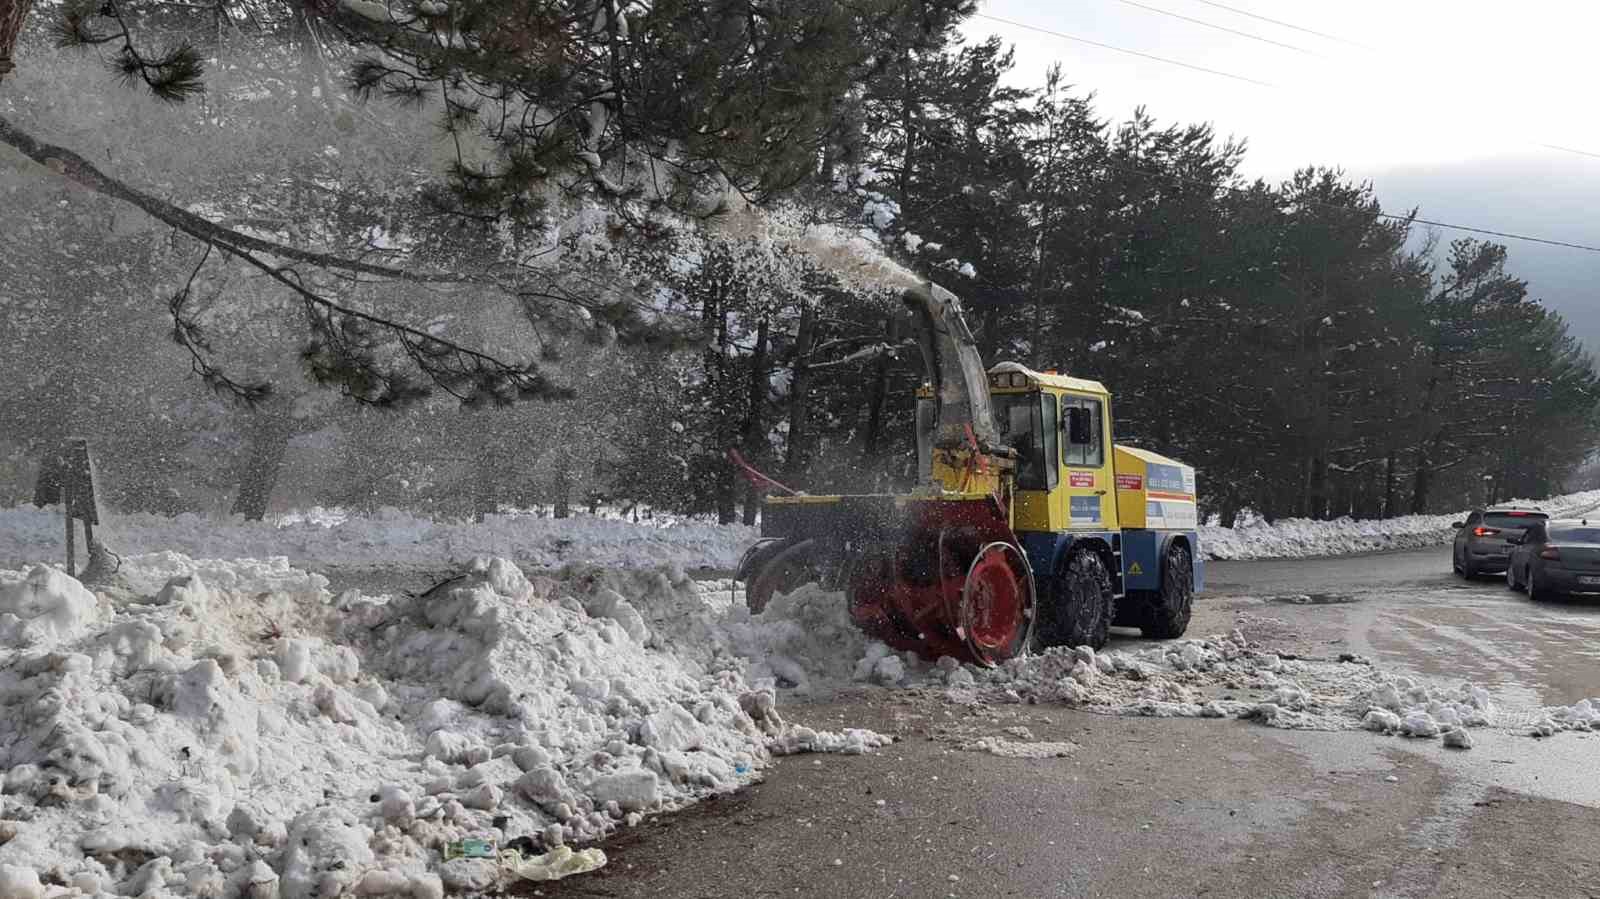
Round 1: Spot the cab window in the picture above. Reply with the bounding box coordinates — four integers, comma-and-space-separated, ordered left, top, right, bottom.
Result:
1061, 396, 1104, 467
994, 393, 1058, 490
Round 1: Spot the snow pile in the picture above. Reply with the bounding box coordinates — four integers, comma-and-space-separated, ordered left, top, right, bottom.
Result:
921, 630, 1521, 751
0, 505, 755, 573
557, 567, 886, 696
1201, 488, 1600, 561
1523, 698, 1600, 738
0, 556, 881, 895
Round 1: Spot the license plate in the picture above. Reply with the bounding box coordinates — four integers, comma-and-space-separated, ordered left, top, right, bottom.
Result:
1579, 576, 1600, 586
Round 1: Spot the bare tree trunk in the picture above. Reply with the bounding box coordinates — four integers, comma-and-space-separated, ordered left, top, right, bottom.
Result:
978, 306, 1001, 369
471, 446, 498, 523
741, 319, 770, 526
863, 316, 900, 462
1409, 436, 1439, 515
553, 454, 571, 519
1382, 452, 1398, 519
232, 410, 293, 521
784, 303, 817, 483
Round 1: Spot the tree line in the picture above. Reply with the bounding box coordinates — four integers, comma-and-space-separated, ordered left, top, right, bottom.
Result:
1, 3, 1594, 525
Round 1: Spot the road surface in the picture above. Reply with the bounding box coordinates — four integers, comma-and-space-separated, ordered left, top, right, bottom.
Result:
529, 547, 1600, 899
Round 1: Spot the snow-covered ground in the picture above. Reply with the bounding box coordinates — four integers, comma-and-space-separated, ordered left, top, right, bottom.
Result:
0, 555, 883, 897
1199, 489, 1600, 561
6, 488, 1600, 576
3, 544, 1598, 896
0, 505, 755, 573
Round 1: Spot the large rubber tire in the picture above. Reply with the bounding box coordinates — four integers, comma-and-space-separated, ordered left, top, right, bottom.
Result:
746, 539, 816, 614
1033, 547, 1114, 651
1142, 543, 1195, 640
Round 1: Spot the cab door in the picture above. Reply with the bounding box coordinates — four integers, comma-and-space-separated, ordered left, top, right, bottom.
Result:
1060, 392, 1116, 530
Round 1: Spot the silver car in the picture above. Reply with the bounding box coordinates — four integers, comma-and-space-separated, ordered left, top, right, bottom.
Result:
1452, 508, 1549, 577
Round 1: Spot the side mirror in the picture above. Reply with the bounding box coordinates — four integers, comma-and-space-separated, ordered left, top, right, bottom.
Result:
1065, 407, 1092, 445
1451, 522, 1466, 529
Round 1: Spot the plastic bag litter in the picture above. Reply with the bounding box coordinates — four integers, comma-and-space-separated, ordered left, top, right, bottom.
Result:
502, 846, 609, 882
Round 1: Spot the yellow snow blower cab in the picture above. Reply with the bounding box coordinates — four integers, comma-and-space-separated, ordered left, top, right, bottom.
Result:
735, 282, 1203, 667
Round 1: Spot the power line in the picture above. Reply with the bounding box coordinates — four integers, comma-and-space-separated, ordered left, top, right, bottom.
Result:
1113, 0, 1318, 56
1097, 160, 1600, 254
1540, 144, 1600, 163
977, 11, 1600, 168
971, 12, 1276, 87
1185, 0, 1373, 50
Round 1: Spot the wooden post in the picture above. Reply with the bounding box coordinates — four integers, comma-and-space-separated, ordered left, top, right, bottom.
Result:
62, 478, 75, 576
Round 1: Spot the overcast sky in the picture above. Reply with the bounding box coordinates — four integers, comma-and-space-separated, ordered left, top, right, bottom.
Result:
960, 0, 1600, 350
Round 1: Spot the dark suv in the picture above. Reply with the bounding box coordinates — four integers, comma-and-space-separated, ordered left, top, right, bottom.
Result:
1452, 508, 1549, 577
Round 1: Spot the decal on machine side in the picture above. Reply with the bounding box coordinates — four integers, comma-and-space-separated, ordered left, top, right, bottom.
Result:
1115, 473, 1143, 490
1069, 472, 1096, 488
1070, 495, 1102, 523
1147, 463, 1188, 494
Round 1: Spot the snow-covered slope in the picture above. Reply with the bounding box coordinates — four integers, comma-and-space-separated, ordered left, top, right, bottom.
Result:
0, 506, 754, 573
1200, 489, 1600, 561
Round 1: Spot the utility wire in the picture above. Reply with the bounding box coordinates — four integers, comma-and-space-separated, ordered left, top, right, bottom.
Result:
1097, 159, 1600, 254
1540, 144, 1600, 163
1185, 0, 1374, 50
1113, 0, 1318, 56
977, 11, 1600, 167
971, 12, 1276, 87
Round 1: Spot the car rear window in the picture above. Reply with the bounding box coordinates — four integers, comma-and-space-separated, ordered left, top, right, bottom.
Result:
1484, 512, 1548, 529
1548, 526, 1600, 543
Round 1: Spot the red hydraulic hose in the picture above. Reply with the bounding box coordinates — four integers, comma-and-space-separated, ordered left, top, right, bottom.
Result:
726, 449, 802, 496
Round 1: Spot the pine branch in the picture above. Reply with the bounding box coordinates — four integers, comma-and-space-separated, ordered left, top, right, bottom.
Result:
168, 243, 274, 405
0, 114, 488, 285
0, 114, 569, 408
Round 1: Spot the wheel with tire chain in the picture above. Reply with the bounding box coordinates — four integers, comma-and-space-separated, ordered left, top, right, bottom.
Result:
1142, 542, 1195, 639
1032, 546, 1114, 651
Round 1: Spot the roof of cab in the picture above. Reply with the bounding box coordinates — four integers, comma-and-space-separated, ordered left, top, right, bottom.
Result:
1115, 444, 1188, 469
988, 361, 1108, 395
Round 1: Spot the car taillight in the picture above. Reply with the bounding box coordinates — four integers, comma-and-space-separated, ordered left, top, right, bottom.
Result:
1540, 547, 1562, 561
1473, 527, 1500, 537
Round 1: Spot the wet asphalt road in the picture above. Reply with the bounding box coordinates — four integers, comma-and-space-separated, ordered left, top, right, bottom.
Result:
529, 547, 1600, 899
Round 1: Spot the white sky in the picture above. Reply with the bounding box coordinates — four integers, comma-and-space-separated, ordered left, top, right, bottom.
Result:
960, 0, 1600, 181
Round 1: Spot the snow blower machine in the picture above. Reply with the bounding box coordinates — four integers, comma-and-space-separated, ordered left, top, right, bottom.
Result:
735, 282, 1204, 667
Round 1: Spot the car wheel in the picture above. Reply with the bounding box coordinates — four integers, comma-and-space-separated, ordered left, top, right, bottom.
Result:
1506, 562, 1521, 591
1529, 568, 1553, 603
1453, 546, 1466, 576
1461, 556, 1479, 579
